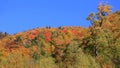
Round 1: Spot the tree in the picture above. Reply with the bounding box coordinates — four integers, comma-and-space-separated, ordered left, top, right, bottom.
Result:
87, 2, 112, 27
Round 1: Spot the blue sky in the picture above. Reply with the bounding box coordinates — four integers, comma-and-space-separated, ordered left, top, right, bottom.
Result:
0, 0, 120, 34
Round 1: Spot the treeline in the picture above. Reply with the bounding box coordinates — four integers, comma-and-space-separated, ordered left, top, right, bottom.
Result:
0, 32, 9, 39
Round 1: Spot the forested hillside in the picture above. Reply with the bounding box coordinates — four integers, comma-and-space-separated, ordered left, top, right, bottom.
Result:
0, 4, 120, 68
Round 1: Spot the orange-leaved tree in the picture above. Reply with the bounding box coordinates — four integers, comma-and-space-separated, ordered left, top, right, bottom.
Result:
87, 2, 112, 27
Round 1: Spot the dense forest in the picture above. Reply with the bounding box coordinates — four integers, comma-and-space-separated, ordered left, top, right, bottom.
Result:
0, 3, 120, 68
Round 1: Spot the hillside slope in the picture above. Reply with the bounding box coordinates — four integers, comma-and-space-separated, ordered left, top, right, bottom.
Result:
0, 9, 120, 68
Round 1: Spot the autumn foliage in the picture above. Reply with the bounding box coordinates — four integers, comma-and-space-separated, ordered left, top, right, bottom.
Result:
0, 4, 120, 68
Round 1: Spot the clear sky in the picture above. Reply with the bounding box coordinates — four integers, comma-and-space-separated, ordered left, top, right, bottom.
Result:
0, 0, 120, 34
